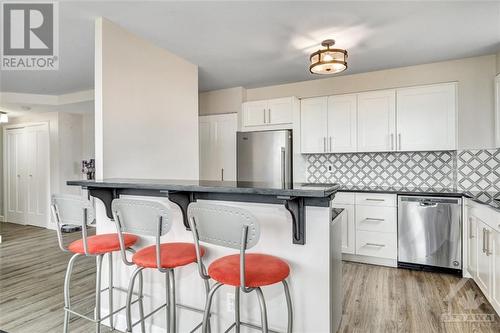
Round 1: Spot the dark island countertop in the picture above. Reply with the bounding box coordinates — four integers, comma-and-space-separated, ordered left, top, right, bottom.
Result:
68, 178, 340, 198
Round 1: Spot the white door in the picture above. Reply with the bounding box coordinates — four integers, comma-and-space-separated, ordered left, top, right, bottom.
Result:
5, 128, 26, 224
396, 83, 457, 151
199, 114, 237, 181
242, 100, 267, 127
492, 229, 500, 313
334, 203, 355, 254
467, 215, 478, 278
216, 114, 237, 181
494, 74, 500, 148
24, 124, 50, 227
476, 219, 492, 297
4, 124, 50, 227
327, 94, 357, 153
357, 89, 396, 152
300, 97, 328, 153
268, 97, 293, 125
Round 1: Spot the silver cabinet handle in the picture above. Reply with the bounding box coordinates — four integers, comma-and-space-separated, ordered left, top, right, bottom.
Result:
482, 228, 486, 253
323, 137, 326, 152
263, 109, 267, 123
468, 217, 474, 239
390, 133, 394, 151
268, 109, 271, 124
365, 243, 386, 247
398, 133, 402, 150
486, 229, 492, 256
329, 136, 332, 152
365, 198, 385, 202
221, 168, 224, 181
365, 218, 385, 222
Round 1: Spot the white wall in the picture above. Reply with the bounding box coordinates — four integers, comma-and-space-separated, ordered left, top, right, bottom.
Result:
497, 50, 500, 75
82, 110, 95, 160
0, 127, 3, 217
95, 18, 199, 180
58, 112, 83, 194
245, 55, 498, 150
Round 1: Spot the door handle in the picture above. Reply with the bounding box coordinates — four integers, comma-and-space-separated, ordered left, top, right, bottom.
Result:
468, 217, 474, 239
365, 198, 385, 202
486, 229, 492, 256
398, 133, 402, 150
323, 137, 326, 152
221, 168, 224, 181
280, 147, 286, 185
263, 109, 267, 123
268, 109, 271, 124
390, 133, 394, 151
329, 136, 332, 152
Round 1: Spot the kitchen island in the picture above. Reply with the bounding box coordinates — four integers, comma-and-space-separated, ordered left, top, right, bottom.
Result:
68, 179, 342, 333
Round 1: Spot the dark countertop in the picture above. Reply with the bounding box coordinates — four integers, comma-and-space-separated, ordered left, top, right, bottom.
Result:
305, 183, 500, 211
68, 178, 340, 198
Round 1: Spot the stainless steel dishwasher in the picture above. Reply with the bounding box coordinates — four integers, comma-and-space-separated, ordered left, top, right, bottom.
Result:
398, 195, 462, 273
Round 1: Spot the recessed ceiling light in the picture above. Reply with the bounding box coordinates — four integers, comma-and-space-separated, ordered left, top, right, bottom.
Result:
309, 39, 348, 75
0, 112, 9, 123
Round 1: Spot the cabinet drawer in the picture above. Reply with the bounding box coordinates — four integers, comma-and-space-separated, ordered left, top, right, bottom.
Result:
356, 230, 397, 259
332, 192, 355, 205
356, 205, 396, 233
356, 193, 396, 207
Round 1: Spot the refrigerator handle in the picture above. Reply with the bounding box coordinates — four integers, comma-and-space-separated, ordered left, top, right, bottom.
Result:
281, 147, 286, 185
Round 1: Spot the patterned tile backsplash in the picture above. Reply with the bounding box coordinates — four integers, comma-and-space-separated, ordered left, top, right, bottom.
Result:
457, 149, 500, 193
306, 148, 500, 192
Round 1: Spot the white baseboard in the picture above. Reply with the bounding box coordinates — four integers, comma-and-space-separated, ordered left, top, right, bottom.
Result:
342, 253, 397, 268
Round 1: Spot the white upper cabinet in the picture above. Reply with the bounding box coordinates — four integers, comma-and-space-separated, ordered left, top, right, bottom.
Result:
357, 89, 396, 152
300, 96, 328, 153
327, 94, 357, 153
242, 100, 268, 127
396, 83, 457, 151
241, 97, 296, 130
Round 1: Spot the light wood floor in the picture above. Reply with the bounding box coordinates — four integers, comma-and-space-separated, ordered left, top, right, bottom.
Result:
1, 222, 499, 333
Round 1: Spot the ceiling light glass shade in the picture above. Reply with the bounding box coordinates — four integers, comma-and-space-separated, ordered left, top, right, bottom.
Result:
0, 113, 9, 123
309, 39, 348, 75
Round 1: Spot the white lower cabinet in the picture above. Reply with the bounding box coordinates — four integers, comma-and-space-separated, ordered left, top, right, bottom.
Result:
466, 200, 500, 315
335, 192, 397, 266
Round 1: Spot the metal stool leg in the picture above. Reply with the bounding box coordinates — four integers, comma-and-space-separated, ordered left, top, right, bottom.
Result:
168, 269, 176, 333
165, 272, 171, 333
255, 288, 268, 333
95, 254, 104, 333
202, 282, 223, 333
203, 278, 212, 333
125, 267, 143, 333
282, 280, 293, 333
235, 286, 241, 333
108, 252, 114, 330
63, 253, 80, 333
138, 269, 146, 333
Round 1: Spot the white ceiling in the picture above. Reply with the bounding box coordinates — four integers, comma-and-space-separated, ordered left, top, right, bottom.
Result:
1, 1, 499, 95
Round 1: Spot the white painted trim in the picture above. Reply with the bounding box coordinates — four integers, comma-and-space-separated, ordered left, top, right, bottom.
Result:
342, 253, 398, 268
0, 215, 4, 222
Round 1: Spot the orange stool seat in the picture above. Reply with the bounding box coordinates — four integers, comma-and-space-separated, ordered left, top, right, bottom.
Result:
132, 242, 206, 269
68, 233, 138, 255
208, 253, 290, 288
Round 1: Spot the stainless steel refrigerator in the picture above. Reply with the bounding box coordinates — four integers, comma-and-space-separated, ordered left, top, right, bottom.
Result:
237, 130, 292, 184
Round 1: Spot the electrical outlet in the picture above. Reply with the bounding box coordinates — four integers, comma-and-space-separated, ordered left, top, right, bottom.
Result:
226, 293, 235, 313
325, 162, 333, 173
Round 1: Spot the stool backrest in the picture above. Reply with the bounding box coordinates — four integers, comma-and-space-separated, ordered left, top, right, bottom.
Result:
187, 202, 260, 250
51, 194, 95, 254
112, 198, 171, 269
112, 198, 172, 237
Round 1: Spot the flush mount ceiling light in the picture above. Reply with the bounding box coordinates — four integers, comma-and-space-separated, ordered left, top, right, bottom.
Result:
0, 112, 9, 123
309, 39, 348, 75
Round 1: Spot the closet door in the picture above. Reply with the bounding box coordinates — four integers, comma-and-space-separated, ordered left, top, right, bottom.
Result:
24, 124, 50, 227
5, 128, 26, 224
